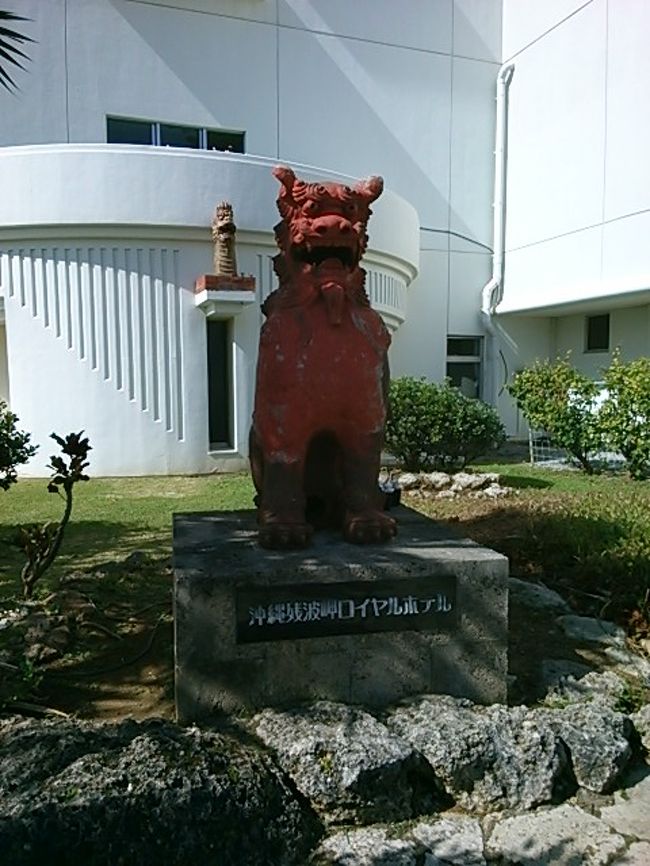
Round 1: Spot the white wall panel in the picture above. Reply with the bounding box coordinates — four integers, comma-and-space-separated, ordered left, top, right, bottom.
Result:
389, 250, 448, 382
504, 0, 606, 251
500, 226, 602, 313
553, 307, 649, 377
502, 0, 592, 60
279, 0, 453, 54
124, 0, 278, 24
604, 1, 650, 221
66, 0, 278, 156
611, 306, 650, 360
0, 0, 67, 146
602, 211, 650, 295
450, 58, 497, 251
278, 28, 452, 229
453, 0, 502, 62
554, 314, 606, 377
448, 251, 491, 334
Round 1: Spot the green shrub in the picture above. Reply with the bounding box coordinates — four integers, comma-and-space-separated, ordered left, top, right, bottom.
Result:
508, 357, 603, 474
385, 377, 505, 472
497, 491, 650, 629
0, 401, 37, 490
600, 352, 650, 480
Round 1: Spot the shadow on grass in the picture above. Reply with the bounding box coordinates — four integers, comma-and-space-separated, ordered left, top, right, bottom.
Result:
454, 505, 650, 623
497, 474, 552, 490
0, 519, 172, 597
0, 519, 176, 719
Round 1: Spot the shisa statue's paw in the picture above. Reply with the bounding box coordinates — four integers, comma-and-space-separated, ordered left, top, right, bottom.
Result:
343, 510, 397, 544
259, 519, 313, 550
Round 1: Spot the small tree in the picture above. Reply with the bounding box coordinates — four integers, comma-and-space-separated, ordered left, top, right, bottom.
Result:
508, 357, 603, 474
20, 431, 91, 599
385, 377, 505, 472
0, 401, 37, 490
600, 351, 650, 480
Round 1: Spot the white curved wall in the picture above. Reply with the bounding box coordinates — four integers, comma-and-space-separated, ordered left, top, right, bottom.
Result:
0, 147, 419, 476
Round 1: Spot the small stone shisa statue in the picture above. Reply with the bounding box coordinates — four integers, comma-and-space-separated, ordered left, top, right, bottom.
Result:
212, 201, 238, 277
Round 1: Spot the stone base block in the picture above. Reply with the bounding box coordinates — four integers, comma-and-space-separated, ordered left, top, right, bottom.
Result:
173, 507, 508, 723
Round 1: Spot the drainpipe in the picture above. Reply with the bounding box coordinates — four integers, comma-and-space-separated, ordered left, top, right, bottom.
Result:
481, 62, 515, 407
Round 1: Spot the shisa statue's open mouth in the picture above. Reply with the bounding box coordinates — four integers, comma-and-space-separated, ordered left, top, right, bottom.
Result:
293, 244, 357, 271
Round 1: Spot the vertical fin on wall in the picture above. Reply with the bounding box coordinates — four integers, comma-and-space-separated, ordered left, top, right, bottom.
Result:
157, 249, 171, 431
64, 249, 73, 350
1, 245, 185, 437
135, 248, 147, 412
88, 248, 98, 371
52, 248, 62, 338
99, 248, 110, 380
111, 247, 123, 391
147, 248, 160, 422
42, 250, 51, 330
27, 251, 37, 317
123, 248, 135, 401
172, 249, 184, 441
74, 248, 85, 361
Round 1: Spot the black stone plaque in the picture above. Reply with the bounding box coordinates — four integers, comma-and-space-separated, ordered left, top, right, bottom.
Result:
236, 575, 457, 643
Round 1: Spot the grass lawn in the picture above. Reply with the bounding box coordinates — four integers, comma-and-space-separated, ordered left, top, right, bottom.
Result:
0, 473, 255, 597
1, 463, 648, 718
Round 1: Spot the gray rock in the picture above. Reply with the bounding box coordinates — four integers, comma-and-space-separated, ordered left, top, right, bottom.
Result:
310, 827, 417, 865
509, 577, 571, 613
309, 817, 485, 866
541, 659, 594, 693
0, 715, 322, 866
557, 615, 627, 646
397, 472, 420, 490
421, 471, 452, 490
387, 696, 570, 812
536, 703, 634, 793
250, 701, 444, 824
545, 670, 628, 708
476, 482, 512, 498
450, 472, 495, 491
604, 645, 650, 682
485, 803, 627, 865
599, 769, 650, 840
409, 817, 485, 865
612, 841, 650, 865
631, 704, 650, 752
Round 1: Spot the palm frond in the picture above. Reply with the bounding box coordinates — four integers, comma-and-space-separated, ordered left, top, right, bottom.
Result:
0, 11, 34, 92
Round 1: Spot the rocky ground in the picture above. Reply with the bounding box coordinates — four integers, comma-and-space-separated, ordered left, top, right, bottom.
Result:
1, 570, 649, 865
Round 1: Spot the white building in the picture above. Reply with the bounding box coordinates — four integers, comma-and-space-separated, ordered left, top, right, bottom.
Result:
0, 0, 647, 475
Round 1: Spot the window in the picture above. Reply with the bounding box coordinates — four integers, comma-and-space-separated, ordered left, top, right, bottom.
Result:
160, 123, 200, 149
106, 117, 153, 145
585, 314, 610, 352
207, 129, 245, 153
446, 336, 482, 398
206, 320, 233, 449
107, 116, 245, 153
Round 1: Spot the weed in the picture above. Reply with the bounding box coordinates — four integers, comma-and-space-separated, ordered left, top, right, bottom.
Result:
613, 681, 648, 715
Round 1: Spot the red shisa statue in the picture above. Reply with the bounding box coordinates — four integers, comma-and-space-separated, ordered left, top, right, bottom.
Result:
250, 166, 397, 549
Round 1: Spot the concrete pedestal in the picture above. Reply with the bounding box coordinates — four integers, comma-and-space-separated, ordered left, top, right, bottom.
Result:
173, 507, 508, 723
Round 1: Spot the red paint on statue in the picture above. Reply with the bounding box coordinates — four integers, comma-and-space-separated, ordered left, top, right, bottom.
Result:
250, 166, 397, 549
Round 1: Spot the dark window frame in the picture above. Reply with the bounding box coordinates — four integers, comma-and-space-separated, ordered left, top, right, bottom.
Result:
206, 318, 234, 451
107, 116, 245, 153
585, 313, 610, 353
446, 335, 483, 399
